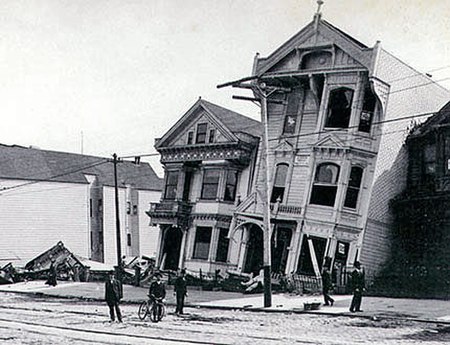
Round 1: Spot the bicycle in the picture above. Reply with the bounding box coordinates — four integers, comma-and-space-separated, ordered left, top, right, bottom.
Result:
138, 294, 166, 322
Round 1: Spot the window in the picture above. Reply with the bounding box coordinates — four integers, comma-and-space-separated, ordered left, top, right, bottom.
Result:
282, 92, 301, 134
300, 51, 332, 70
90, 199, 93, 217
98, 199, 103, 213
296, 235, 327, 275
127, 233, 131, 246
133, 205, 138, 215
423, 144, 436, 176
196, 123, 208, 144
201, 169, 220, 199
164, 171, 178, 200
271, 164, 289, 203
325, 88, 354, 128
215, 228, 229, 262
358, 88, 376, 133
344, 166, 364, 209
126, 201, 131, 214
224, 170, 238, 201
310, 163, 340, 206
187, 131, 193, 145
193, 226, 212, 260
209, 129, 215, 143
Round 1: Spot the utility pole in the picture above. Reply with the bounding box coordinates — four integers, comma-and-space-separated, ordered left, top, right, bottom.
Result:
218, 77, 290, 308
112, 153, 122, 279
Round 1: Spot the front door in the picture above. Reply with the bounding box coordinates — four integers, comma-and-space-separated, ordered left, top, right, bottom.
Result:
161, 226, 183, 270
243, 224, 263, 276
271, 226, 293, 274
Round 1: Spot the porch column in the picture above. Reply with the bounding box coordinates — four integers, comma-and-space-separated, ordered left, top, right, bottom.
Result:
237, 225, 249, 271
155, 226, 165, 268
177, 229, 187, 270
286, 222, 303, 274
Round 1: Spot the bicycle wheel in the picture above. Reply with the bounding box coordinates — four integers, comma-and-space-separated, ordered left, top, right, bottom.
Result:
138, 301, 149, 321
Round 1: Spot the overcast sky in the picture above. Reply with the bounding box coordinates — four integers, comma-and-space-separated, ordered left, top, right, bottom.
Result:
1, 0, 450, 176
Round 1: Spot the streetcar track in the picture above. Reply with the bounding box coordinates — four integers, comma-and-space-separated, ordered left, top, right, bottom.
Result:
0, 305, 312, 344
0, 317, 230, 345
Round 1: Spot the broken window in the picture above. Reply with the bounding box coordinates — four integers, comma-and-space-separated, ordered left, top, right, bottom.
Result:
297, 235, 327, 276
271, 163, 289, 203
282, 92, 301, 134
193, 226, 212, 260
344, 166, 364, 209
201, 169, 220, 200
215, 228, 229, 263
358, 88, 376, 133
164, 171, 178, 200
196, 123, 207, 144
325, 88, 354, 129
310, 163, 340, 207
224, 170, 238, 202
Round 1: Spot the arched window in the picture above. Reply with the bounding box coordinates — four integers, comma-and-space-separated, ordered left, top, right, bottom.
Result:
271, 164, 289, 203
310, 163, 340, 206
325, 88, 354, 129
300, 51, 332, 70
344, 166, 364, 209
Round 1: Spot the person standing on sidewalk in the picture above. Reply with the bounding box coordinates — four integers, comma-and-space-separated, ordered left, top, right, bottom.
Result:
45, 258, 58, 287
321, 267, 334, 306
174, 269, 188, 315
105, 271, 123, 322
349, 261, 365, 312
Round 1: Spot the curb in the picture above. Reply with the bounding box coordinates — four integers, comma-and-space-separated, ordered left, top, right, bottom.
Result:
2, 289, 449, 326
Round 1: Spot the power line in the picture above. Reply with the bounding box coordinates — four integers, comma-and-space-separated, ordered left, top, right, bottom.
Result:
0, 159, 108, 194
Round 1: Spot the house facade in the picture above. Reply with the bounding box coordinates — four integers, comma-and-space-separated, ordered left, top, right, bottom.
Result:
231, 14, 450, 284
0, 144, 162, 267
147, 98, 261, 274
149, 14, 450, 287
385, 101, 450, 296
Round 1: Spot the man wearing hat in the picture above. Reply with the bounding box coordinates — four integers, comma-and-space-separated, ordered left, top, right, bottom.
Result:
105, 271, 123, 322
149, 272, 166, 317
174, 268, 188, 315
349, 261, 365, 312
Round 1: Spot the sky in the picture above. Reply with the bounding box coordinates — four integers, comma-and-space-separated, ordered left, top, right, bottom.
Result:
1, 0, 450, 176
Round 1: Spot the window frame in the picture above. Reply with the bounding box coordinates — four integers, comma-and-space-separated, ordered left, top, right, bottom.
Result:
309, 163, 340, 207
224, 170, 238, 202
193, 226, 212, 260
343, 166, 364, 209
215, 228, 230, 263
324, 87, 354, 129
271, 163, 289, 203
196, 123, 208, 144
200, 169, 221, 200
164, 170, 179, 200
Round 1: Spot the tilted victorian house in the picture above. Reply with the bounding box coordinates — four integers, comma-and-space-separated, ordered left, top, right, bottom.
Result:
149, 13, 450, 287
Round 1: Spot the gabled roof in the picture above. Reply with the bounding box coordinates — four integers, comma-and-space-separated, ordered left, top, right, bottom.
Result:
407, 101, 450, 139
155, 98, 262, 149
0, 144, 163, 191
254, 17, 374, 76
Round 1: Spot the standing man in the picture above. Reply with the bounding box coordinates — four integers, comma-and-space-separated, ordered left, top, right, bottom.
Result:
174, 269, 188, 315
149, 272, 166, 318
349, 261, 365, 312
321, 266, 334, 306
105, 271, 123, 322
45, 258, 58, 287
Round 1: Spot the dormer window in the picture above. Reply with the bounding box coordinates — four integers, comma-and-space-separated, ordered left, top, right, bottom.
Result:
196, 123, 208, 144
325, 88, 354, 129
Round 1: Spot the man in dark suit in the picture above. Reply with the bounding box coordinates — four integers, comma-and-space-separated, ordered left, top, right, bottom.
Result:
321, 266, 334, 306
149, 272, 166, 319
174, 269, 188, 315
105, 271, 123, 322
349, 261, 365, 312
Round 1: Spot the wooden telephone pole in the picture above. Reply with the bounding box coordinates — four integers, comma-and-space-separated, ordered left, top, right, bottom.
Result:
112, 153, 122, 279
218, 77, 290, 307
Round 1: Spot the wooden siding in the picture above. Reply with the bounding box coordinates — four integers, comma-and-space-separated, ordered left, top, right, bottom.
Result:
138, 190, 162, 258
0, 179, 90, 266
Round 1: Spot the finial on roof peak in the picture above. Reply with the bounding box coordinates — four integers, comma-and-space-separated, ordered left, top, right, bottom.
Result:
316, 0, 324, 15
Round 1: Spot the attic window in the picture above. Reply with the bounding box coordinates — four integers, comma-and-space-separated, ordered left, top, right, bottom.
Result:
209, 129, 216, 143
310, 163, 340, 207
187, 131, 193, 145
196, 123, 208, 144
300, 51, 332, 70
325, 88, 354, 129
358, 88, 376, 133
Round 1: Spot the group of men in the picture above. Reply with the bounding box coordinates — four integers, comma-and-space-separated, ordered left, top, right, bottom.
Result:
322, 260, 365, 312
104, 268, 188, 323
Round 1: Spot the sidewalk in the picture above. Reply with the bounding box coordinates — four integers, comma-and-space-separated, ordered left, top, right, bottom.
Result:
1, 280, 449, 324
